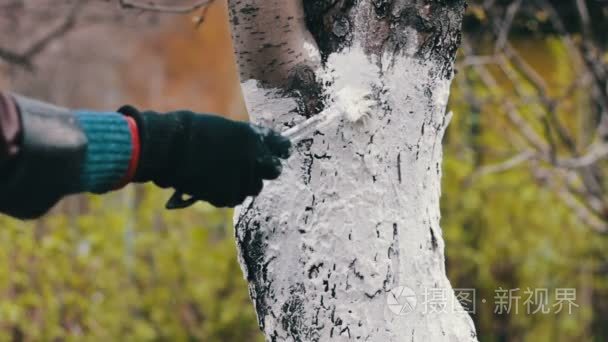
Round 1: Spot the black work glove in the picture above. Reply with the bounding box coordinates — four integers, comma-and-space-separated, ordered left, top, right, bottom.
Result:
118, 106, 291, 208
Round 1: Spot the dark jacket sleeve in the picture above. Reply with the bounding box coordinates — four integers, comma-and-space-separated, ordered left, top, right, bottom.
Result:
0, 93, 87, 219
0, 91, 21, 170
0, 91, 138, 220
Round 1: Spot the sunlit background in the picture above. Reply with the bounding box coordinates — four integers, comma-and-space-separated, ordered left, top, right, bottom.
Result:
1, 0, 607, 340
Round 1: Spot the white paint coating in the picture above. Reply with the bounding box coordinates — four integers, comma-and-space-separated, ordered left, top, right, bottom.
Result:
303, 41, 322, 64
236, 27, 477, 342
320, 45, 380, 124
278, 46, 378, 143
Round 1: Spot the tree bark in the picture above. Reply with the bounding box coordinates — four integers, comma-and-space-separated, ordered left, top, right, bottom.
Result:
229, 1, 477, 340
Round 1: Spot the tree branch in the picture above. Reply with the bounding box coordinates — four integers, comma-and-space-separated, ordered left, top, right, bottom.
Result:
118, 0, 213, 14
462, 39, 549, 153
494, 0, 522, 52
471, 150, 534, 179
554, 143, 608, 169
0, 48, 32, 69
0, 2, 82, 69
531, 165, 608, 234
471, 143, 608, 181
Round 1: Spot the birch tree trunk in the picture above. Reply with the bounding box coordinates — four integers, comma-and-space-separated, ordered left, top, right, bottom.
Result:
229, 1, 477, 340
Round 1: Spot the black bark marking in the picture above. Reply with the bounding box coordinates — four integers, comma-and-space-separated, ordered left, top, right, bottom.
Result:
372, 0, 391, 18
303, 0, 356, 60
340, 326, 351, 338
240, 4, 259, 15
332, 15, 350, 37
429, 227, 438, 251
364, 289, 382, 299
308, 263, 325, 279
388, 223, 399, 259
299, 138, 314, 185
382, 265, 394, 291
313, 153, 332, 160
348, 258, 365, 280
281, 284, 311, 342
397, 152, 402, 183
287, 64, 325, 116
236, 212, 274, 330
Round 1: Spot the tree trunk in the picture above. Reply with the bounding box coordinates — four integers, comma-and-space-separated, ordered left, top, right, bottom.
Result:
229, 1, 477, 340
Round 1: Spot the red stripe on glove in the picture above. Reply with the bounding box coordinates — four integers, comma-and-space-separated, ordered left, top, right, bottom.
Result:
115, 115, 141, 189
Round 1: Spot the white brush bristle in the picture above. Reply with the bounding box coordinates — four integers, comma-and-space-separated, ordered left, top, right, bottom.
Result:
280, 85, 376, 142
334, 87, 375, 123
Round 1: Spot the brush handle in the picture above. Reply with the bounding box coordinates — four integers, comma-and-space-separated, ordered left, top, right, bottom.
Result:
281, 109, 338, 143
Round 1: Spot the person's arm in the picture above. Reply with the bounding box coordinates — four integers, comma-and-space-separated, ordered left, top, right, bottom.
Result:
0, 92, 291, 220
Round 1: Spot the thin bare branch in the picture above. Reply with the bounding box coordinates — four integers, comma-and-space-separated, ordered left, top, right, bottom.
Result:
461, 1, 608, 232
530, 165, 607, 234
502, 43, 550, 98
540, 0, 608, 135
193, 2, 214, 28
118, 0, 213, 14
555, 143, 608, 169
0, 2, 83, 69
472, 150, 534, 178
495, 0, 521, 52
472, 142, 608, 181
465, 49, 549, 152
458, 54, 498, 68
0, 48, 32, 68
575, 0, 593, 38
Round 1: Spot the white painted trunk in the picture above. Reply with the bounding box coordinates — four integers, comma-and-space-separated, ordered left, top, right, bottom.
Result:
230, 1, 477, 341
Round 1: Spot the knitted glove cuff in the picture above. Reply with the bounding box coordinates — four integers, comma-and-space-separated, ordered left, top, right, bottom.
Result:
74, 111, 133, 194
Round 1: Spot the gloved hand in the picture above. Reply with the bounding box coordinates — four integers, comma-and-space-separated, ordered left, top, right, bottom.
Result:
118, 106, 291, 208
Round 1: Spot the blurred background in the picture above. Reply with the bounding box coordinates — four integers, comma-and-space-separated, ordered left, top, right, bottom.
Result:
0, 0, 607, 341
